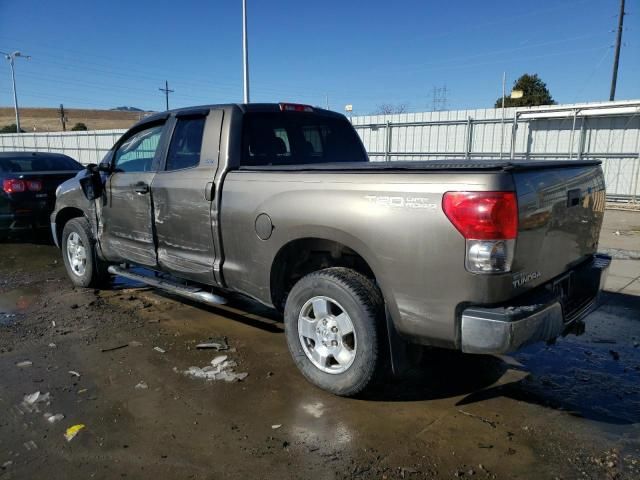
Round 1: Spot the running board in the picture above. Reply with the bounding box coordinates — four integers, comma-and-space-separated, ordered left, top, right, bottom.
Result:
107, 266, 227, 306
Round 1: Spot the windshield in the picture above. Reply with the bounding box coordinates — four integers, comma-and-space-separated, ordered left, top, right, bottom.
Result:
0, 155, 83, 173
242, 112, 368, 167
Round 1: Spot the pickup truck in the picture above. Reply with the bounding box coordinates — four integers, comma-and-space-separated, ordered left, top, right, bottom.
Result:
51, 102, 610, 396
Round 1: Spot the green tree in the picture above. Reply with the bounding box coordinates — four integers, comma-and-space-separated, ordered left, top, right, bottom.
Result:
495, 74, 555, 108
71, 122, 88, 131
0, 124, 25, 133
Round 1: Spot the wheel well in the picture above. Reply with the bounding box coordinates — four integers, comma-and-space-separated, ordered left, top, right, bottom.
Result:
54, 207, 85, 245
270, 238, 376, 311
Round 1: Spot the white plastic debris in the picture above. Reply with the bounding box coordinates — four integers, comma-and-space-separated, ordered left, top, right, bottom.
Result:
48, 343, 57, 348
44, 413, 65, 424
153, 346, 166, 353
21, 391, 51, 412
271, 424, 282, 429
16, 361, 33, 368
182, 356, 248, 383
68, 370, 81, 377
211, 355, 228, 367
135, 381, 148, 390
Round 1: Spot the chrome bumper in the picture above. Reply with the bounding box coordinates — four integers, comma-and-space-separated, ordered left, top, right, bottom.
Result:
461, 254, 611, 354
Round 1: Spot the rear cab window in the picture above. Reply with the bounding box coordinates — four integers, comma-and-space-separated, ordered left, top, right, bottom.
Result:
241, 112, 368, 167
165, 116, 206, 171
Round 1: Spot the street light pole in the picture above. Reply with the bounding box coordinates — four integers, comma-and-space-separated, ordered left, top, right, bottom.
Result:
2, 51, 30, 133
242, 0, 250, 103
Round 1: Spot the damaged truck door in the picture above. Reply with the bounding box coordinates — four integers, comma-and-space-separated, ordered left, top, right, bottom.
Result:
99, 123, 166, 267
150, 109, 222, 285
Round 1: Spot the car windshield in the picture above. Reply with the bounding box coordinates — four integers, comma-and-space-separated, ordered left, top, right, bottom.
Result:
0, 155, 83, 173
241, 112, 368, 167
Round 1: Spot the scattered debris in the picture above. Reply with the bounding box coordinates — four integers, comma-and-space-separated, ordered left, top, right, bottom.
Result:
154, 346, 166, 354
135, 381, 148, 390
609, 350, 620, 361
211, 355, 228, 367
16, 360, 33, 368
457, 409, 497, 428
196, 337, 229, 351
48, 343, 56, 348
100, 343, 129, 353
23, 440, 38, 451
1, 461, 13, 469
592, 338, 617, 344
271, 424, 282, 430
44, 413, 65, 424
21, 391, 51, 413
64, 424, 85, 442
182, 356, 248, 382
68, 370, 81, 377
129, 340, 143, 347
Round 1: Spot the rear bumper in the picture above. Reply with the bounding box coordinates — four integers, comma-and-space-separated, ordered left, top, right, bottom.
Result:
460, 254, 611, 354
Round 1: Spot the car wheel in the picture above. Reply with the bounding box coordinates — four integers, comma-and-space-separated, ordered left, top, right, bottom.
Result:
61, 217, 110, 288
284, 267, 386, 396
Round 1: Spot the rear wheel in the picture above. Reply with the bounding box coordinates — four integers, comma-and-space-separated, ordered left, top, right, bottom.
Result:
61, 217, 109, 288
284, 267, 385, 396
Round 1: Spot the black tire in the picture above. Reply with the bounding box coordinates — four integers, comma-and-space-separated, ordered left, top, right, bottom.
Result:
61, 217, 110, 288
284, 267, 386, 396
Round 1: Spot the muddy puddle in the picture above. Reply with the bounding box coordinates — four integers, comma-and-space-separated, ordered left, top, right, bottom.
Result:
0, 286, 41, 325
511, 291, 640, 428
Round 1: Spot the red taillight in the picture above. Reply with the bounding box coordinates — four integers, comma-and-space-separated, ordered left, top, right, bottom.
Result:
442, 191, 518, 240
2, 179, 26, 193
279, 102, 314, 112
27, 180, 42, 191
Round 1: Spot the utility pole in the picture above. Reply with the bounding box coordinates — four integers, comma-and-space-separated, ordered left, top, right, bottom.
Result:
325, 93, 329, 110
59, 104, 67, 131
1, 50, 30, 133
609, 0, 625, 101
499, 72, 506, 158
159, 80, 174, 111
242, 0, 250, 103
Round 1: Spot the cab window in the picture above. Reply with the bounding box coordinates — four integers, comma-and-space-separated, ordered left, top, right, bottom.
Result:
165, 117, 206, 171
114, 125, 164, 172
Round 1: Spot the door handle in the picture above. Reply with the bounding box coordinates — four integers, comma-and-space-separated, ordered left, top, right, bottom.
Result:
134, 182, 149, 194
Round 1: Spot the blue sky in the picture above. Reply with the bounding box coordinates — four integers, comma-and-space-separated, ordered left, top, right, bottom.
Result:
0, 0, 638, 114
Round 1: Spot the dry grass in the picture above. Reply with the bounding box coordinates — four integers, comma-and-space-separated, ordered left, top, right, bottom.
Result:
0, 107, 148, 132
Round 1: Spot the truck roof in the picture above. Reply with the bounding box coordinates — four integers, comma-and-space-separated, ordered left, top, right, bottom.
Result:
133, 103, 342, 129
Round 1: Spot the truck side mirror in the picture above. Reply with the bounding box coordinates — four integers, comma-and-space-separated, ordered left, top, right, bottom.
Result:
79, 164, 104, 201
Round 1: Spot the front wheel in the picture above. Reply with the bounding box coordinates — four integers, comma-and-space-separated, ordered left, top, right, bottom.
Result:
284, 267, 385, 396
61, 217, 110, 288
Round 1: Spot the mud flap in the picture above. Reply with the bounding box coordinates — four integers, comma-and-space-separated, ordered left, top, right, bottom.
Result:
385, 306, 416, 376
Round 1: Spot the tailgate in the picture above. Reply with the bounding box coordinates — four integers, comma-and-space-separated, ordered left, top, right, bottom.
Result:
511, 164, 605, 291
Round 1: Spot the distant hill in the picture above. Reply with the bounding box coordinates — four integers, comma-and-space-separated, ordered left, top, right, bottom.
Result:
0, 107, 146, 132
110, 106, 144, 112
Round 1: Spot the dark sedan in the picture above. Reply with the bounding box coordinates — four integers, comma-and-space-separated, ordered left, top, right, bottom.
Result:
1, 152, 83, 237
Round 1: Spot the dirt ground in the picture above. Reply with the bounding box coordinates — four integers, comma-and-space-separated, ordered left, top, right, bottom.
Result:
0, 107, 144, 132
0, 211, 639, 479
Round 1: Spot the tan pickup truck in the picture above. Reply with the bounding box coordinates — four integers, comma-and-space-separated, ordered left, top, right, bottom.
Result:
51, 103, 610, 395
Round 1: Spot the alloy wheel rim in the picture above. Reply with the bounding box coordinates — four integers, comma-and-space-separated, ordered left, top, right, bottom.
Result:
298, 296, 357, 374
66, 231, 87, 277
